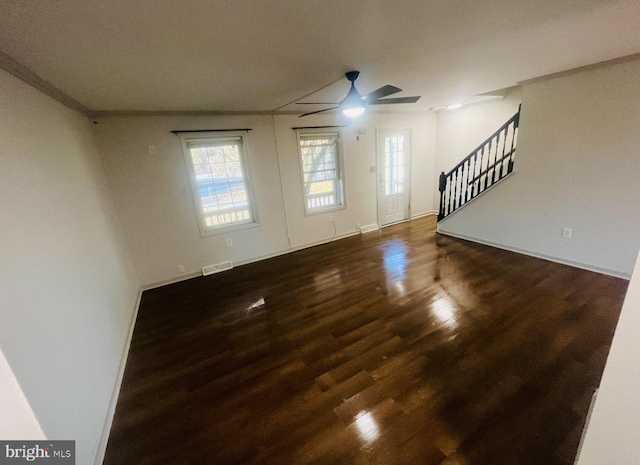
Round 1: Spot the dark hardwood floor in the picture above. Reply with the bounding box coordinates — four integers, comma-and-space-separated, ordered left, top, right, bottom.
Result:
104, 215, 628, 465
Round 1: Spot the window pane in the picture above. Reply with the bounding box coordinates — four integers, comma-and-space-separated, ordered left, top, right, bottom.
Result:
226, 162, 243, 180
206, 146, 225, 164
187, 137, 254, 230
383, 135, 406, 196
230, 183, 248, 203
191, 148, 208, 165
210, 162, 227, 180
298, 132, 343, 213
224, 145, 240, 162
194, 163, 213, 183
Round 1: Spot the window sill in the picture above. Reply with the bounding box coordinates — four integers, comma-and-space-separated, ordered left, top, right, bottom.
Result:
304, 204, 346, 217
199, 220, 260, 238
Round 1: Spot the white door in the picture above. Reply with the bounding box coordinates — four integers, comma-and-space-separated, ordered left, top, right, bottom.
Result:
377, 130, 411, 227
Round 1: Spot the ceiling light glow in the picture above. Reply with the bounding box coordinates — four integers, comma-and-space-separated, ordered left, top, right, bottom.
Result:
343, 107, 365, 117
446, 103, 463, 110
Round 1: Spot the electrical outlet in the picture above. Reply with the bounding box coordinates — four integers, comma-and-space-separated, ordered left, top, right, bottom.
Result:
226, 239, 233, 247
329, 216, 335, 223
177, 265, 185, 273
356, 222, 361, 230
562, 228, 573, 239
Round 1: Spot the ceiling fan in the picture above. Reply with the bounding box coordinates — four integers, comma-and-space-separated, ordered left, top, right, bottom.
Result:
297, 71, 421, 118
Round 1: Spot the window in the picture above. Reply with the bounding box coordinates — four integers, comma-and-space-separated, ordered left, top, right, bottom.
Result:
385, 135, 405, 195
181, 133, 257, 235
297, 130, 345, 214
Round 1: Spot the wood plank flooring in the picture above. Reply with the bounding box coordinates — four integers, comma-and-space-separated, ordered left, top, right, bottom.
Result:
104, 216, 628, 465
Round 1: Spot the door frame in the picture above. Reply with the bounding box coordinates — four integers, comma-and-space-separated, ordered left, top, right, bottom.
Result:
375, 128, 413, 227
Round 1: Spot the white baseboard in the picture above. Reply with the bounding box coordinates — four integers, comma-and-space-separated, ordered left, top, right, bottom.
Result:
141, 272, 201, 291
437, 228, 631, 280
91, 288, 143, 465
289, 229, 362, 252
411, 210, 438, 219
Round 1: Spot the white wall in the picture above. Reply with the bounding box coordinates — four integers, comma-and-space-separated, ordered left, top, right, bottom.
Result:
575, 247, 640, 465
95, 111, 437, 287
438, 59, 640, 277
433, 90, 522, 207
95, 115, 290, 287
0, 69, 139, 465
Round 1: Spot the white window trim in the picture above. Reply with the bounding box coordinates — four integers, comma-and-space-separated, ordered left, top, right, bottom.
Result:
296, 128, 346, 216
180, 131, 259, 237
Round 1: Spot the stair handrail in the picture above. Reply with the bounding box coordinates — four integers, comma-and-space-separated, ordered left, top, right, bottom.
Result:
438, 105, 521, 221
444, 110, 520, 178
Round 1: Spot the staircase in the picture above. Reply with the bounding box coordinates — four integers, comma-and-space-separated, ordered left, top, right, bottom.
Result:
438, 106, 520, 221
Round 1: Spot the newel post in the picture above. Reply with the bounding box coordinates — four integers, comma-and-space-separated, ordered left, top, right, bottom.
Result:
438, 171, 446, 221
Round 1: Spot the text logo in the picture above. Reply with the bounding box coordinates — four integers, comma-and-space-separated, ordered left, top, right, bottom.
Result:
0, 441, 74, 464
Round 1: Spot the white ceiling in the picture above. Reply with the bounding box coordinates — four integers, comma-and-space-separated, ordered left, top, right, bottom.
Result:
1, 0, 639, 113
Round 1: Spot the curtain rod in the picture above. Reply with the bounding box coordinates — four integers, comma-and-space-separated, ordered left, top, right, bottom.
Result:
171, 129, 252, 134
291, 125, 345, 130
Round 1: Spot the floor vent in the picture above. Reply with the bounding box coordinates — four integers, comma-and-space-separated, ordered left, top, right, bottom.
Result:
202, 260, 233, 276
360, 224, 380, 234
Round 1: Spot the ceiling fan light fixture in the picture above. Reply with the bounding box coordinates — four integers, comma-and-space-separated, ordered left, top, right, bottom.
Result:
298, 71, 421, 118
342, 77, 366, 117
343, 106, 365, 117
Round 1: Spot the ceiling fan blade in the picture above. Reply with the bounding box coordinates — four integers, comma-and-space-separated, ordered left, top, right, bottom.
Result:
368, 96, 421, 105
299, 106, 340, 117
295, 102, 340, 105
364, 85, 402, 101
